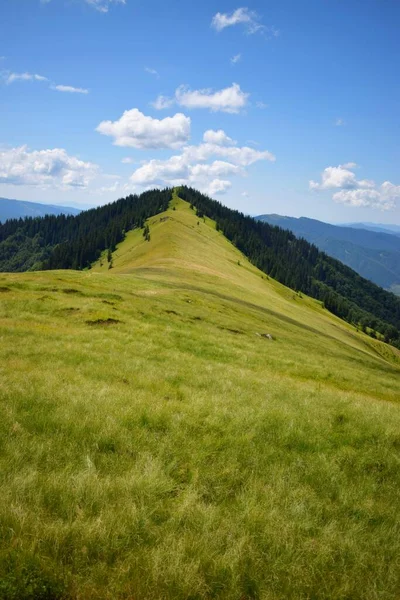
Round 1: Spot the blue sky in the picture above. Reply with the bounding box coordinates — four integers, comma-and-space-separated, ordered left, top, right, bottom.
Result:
1, 0, 399, 224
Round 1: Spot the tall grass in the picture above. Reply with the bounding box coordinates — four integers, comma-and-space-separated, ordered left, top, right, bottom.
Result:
0, 196, 399, 599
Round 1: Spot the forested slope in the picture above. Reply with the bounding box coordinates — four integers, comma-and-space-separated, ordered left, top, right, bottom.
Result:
0, 189, 171, 272
256, 213, 400, 290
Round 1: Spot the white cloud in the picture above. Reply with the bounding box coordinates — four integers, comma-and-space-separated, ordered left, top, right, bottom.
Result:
335, 118, 345, 126
121, 157, 134, 164
52, 84, 89, 94
145, 67, 159, 78
0, 146, 98, 188
152, 83, 249, 113
182, 142, 275, 166
129, 129, 275, 196
231, 53, 241, 65
190, 160, 241, 179
256, 101, 268, 109
3, 71, 89, 96
203, 129, 236, 146
151, 95, 175, 110
175, 83, 249, 113
96, 108, 191, 149
211, 7, 264, 34
332, 187, 398, 211
207, 179, 232, 195
5, 72, 48, 84
310, 165, 358, 190
311, 163, 400, 211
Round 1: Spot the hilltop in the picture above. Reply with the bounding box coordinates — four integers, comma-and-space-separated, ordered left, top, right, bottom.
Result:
256, 213, 400, 292
0, 190, 399, 599
1, 187, 400, 349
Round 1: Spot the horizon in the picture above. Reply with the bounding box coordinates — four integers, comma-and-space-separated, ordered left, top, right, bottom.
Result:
1, 0, 400, 225
2, 195, 400, 229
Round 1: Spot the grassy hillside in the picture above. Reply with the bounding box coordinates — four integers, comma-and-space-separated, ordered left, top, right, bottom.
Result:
1, 192, 399, 599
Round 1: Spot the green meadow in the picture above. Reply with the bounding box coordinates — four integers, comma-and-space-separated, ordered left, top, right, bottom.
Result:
0, 194, 399, 599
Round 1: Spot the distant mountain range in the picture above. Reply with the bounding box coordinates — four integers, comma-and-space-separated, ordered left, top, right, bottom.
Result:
341, 222, 400, 237
0, 197, 81, 223
256, 214, 400, 294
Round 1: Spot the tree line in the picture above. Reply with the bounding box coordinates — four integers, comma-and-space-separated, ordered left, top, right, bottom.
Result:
0, 189, 171, 272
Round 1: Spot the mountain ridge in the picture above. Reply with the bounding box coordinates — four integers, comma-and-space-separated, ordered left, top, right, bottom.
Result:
1, 187, 399, 348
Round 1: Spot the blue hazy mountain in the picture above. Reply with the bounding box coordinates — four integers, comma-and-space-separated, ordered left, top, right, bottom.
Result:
0, 197, 81, 223
340, 222, 400, 237
256, 214, 400, 293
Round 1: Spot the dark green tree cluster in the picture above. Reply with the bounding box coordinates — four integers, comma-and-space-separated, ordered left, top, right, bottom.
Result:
0, 189, 171, 272
181, 186, 400, 348
143, 223, 150, 242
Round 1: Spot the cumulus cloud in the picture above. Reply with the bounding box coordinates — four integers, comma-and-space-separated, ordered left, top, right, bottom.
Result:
152, 83, 249, 113
52, 84, 89, 94
0, 146, 98, 188
231, 53, 241, 65
335, 117, 345, 126
309, 165, 358, 190
96, 108, 191, 149
310, 163, 400, 211
5, 72, 48, 84
175, 83, 249, 113
211, 7, 264, 34
181, 141, 275, 166
129, 129, 275, 196
256, 101, 268, 109
207, 179, 232, 195
203, 129, 236, 146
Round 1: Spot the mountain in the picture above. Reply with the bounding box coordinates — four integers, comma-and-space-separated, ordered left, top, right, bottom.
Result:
1, 187, 400, 350
1, 189, 399, 600
342, 222, 400, 236
0, 197, 81, 223
256, 213, 400, 292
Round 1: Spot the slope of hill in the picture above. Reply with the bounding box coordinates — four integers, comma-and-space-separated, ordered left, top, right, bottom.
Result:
256, 214, 400, 291
0, 197, 81, 222
1, 187, 400, 349
1, 190, 399, 599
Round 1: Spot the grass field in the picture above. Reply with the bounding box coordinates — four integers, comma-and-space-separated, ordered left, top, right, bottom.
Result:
0, 193, 399, 599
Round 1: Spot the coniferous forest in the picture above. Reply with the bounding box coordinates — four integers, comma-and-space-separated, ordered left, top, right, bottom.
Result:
0, 185, 399, 347
0, 189, 172, 272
